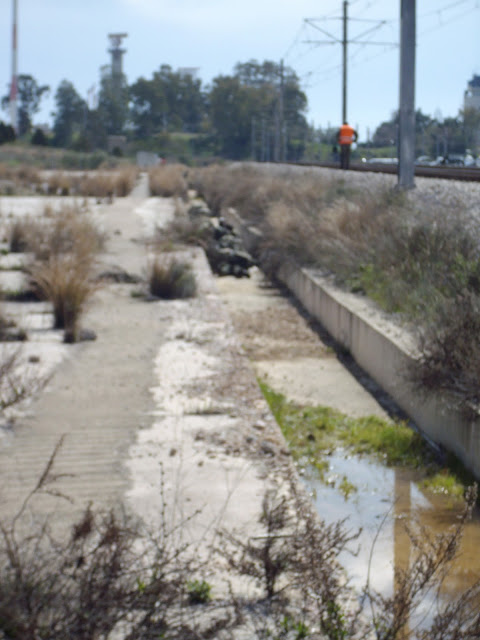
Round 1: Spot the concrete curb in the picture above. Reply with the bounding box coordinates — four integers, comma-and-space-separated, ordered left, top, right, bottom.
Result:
224, 208, 480, 481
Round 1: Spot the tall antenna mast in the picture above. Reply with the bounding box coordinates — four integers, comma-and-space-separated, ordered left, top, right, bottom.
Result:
108, 33, 128, 102
10, 0, 18, 134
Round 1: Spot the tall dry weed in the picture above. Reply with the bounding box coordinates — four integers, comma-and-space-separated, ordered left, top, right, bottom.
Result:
31, 206, 104, 262
113, 166, 138, 197
30, 254, 97, 342
149, 164, 189, 199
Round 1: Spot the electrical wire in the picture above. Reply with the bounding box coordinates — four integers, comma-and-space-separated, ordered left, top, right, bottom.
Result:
419, 4, 479, 37
419, 0, 471, 19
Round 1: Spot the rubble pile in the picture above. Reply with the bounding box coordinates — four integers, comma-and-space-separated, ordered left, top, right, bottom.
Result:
188, 199, 255, 278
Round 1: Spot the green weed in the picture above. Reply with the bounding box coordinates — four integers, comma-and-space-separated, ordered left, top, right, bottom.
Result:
422, 469, 465, 500
338, 476, 357, 500
186, 579, 212, 604
259, 380, 466, 499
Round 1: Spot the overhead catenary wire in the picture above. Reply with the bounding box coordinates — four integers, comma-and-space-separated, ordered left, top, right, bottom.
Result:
284, 0, 478, 85
278, 0, 478, 136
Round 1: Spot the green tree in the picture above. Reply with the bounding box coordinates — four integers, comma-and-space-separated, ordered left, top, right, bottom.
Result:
98, 69, 129, 135
209, 60, 308, 160
52, 80, 86, 148
2, 74, 49, 136
31, 127, 48, 146
209, 75, 253, 158
0, 122, 15, 144
129, 65, 205, 139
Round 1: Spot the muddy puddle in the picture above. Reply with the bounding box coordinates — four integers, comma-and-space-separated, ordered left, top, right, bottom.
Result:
217, 268, 480, 622
303, 455, 480, 617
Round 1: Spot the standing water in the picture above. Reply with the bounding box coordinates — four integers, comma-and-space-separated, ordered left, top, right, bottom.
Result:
217, 267, 480, 628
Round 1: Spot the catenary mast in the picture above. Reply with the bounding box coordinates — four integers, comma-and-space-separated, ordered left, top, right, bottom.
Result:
10, 0, 18, 133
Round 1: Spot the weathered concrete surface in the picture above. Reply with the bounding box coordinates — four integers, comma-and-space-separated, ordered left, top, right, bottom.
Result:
216, 268, 388, 418
278, 263, 480, 478
0, 176, 284, 556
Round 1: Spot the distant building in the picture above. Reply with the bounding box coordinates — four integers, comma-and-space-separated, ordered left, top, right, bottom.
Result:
464, 75, 480, 111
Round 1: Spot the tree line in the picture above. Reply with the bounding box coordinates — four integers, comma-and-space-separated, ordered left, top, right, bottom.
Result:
1, 61, 479, 161
1, 60, 311, 162
369, 108, 480, 159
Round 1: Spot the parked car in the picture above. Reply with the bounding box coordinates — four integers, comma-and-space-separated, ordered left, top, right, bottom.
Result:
415, 155, 432, 165
367, 157, 398, 164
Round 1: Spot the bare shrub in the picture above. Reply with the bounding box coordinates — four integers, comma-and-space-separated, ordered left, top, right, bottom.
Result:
7, 206, 103, 265
364, 485, 480, 640
220, 479, 480, 639
0, 349, 41, 410
220, 478, 362, 638
412, 293, 480, 409
0, 449, 237, 640
149, 164, 188, 199
148, 257, 197, 299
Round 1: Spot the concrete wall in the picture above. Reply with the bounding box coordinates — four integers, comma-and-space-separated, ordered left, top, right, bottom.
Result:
225, 211, 480, 480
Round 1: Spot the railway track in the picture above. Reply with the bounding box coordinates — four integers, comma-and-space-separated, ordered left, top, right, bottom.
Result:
291, 160, 480, 182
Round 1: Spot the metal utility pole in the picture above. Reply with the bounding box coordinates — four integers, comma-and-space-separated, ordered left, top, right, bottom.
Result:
304, 5, 394, 129
398, 0, 416, 189
342, 1, 348, 124
274, 59, 285, 162
10, 0, 18, 134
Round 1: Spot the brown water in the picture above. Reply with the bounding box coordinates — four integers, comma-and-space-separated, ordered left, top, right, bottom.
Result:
302, 451, 480, 627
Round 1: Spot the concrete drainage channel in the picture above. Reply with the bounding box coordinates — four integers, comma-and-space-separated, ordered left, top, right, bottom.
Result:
221, 207, 480, 482
215, 263, 480, 619
179, 192, 480, 614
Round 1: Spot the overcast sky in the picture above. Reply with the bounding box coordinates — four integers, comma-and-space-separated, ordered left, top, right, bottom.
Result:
1, 0, 479, 141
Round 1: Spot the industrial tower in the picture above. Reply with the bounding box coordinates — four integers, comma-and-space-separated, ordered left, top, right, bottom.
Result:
108, 33, 128, 100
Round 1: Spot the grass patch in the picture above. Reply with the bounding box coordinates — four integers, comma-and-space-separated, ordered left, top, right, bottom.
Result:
186, 579, 212, 604
422, 470, 465, 499
259, 380, 466, 499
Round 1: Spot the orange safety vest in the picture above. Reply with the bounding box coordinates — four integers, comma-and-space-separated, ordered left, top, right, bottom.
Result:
339, 124, 356, 145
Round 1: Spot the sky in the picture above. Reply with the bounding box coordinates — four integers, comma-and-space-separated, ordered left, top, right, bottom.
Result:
0, 0, 479, 142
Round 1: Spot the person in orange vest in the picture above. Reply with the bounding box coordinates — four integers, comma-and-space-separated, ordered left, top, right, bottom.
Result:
337, 122, 358, 170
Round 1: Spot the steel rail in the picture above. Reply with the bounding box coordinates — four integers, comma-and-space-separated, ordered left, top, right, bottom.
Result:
288, 160, 480, 182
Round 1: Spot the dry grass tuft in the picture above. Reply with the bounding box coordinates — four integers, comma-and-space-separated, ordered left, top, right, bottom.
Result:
32, 206, 104, 262
43, 167, 138, 199
148, 257, 197, 299
113, 166, 138, 197
7, 218, 39, 253
0, 163, 40, 193
149, 164, 189, 199
30, 254, 97, 342
20, 205, 103, 342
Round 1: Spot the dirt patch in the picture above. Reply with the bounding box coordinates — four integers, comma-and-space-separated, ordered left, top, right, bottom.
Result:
216, 268, 330, 361
217, 268, 389, 418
